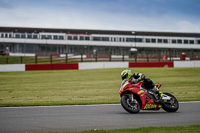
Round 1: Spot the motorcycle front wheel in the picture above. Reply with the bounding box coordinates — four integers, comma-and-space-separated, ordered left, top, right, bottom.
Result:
121, 94, 140, 114
162, 92, 179, 112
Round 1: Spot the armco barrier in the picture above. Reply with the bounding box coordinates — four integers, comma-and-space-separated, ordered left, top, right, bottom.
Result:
129, 62, 174, 68
0, 64, 25, 72
25, 63, 78, 71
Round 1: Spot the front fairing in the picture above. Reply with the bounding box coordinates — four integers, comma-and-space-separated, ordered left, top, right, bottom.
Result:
119, 81, 143, 96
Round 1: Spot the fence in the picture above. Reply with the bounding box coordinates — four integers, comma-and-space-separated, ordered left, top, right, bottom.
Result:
0, 51, 199, 64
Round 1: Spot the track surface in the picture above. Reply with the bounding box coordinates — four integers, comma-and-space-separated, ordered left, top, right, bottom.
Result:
0, 102, 200, 133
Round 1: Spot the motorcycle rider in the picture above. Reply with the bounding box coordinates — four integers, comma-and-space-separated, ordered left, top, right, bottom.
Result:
120, 69, 163, 100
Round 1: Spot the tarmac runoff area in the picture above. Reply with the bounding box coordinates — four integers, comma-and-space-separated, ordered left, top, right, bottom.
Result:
0, 101, 200, 133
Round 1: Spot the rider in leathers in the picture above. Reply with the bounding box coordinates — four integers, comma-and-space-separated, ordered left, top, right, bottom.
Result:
121, 69, 163, 100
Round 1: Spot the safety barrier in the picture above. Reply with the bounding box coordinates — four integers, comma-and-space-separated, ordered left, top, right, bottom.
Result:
1, 61, 200, 72
79, 62, 129, 70
174, 61, 200, 68
129, 62, 174, 68
0, 64, 25, 72
25, 63, 78, 71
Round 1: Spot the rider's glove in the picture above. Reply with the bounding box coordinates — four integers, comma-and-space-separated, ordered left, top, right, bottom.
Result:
133, 73, 145, 80
133, 73, 140, 79
141, 74, 145, 80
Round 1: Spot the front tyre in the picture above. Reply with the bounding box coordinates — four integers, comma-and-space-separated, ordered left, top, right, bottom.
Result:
162, 92, 179, 112
121, 94, 140, 114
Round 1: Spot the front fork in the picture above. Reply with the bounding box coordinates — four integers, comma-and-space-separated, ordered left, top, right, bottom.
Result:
128, 93, 136, 103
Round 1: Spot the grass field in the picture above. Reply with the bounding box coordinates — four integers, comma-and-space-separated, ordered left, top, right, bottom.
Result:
40, 125, 200, 133
0, 68, 200, 107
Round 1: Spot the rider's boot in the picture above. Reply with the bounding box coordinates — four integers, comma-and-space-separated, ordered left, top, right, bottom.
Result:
153, 85, 163, 100
147, 85, 163, 103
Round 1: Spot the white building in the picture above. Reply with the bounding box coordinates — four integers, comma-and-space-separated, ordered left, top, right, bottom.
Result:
0, 27, 200, 59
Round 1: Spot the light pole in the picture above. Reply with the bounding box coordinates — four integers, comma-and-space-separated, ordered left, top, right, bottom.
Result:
45, 36, 48, 56
131, 31, 136, 47
131, 31, 137, 62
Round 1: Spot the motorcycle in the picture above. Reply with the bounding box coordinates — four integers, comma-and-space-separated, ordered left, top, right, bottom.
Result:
119, 81, 179, 113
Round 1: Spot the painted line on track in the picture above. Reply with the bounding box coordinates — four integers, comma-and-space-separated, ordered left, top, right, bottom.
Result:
1, 101, 200, 109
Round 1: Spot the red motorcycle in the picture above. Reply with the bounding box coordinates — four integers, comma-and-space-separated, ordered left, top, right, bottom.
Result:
119, 81, 179, 113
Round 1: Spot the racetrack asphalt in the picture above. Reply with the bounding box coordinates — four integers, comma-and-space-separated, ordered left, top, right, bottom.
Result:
0, 102, 200, 133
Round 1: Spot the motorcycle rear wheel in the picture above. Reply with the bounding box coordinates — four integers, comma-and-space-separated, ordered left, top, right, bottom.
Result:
121, 94, 140, 114
162, 92, 179, 112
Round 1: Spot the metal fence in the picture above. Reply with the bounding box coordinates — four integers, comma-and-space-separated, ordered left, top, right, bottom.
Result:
0, 51, 200, 64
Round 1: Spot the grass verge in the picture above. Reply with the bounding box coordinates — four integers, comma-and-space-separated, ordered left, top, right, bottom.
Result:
0, 68, 200, 107
38, 125, 200, 133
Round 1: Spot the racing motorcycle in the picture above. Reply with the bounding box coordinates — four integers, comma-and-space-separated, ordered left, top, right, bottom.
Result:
119, 81, 179, 113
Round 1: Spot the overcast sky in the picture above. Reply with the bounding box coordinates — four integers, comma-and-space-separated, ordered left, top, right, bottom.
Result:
0, 0, 200, 32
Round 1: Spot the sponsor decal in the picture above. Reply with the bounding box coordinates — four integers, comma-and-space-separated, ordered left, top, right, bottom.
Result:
137, 90, 144, 94
144, 103, 157, 109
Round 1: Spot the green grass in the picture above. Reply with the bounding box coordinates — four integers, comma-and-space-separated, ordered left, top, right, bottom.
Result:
39, 125, 200, 133
0, 68, 200, 107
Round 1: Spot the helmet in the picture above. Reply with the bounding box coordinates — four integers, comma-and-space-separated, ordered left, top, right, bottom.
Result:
121, 69, 132, 80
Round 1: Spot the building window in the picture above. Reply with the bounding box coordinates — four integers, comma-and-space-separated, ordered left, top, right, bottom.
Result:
33, 34, 38, 39
68, 36, 72, 40
158, 39, 162, 43
21, 34, 26, 38
27, 34, 32, 38
1, 33, 4, 38
73, 36, 78, 40
136, 38, 142, 42
146, 38, 150, 43
163, 39, 168, 43
189, 40, 194, 44
47, 35, 52, 39
41, 35, 46, 39
80, 36, 84, 40
151, 39, 156, 43
93, 37, 101, 41
53, 35, 58, 40
178, 40, 182, 44
5, 34, 8, 38
126, 38, 134, 42
15, 34, 20, 38
184, 40, 188, 44
59, 36, 64, 40
102, 37, 109, 41
198, 40, 200, 44
85, 37, 90, 40
9, 34, 12, 38
172, 40, 176, 44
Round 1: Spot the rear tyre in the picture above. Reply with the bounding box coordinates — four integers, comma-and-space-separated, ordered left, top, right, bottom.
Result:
162, 92, 179, 112
121, 94, 140, 114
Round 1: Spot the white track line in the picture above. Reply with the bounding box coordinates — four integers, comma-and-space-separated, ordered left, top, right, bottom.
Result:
1, 101, 200, 109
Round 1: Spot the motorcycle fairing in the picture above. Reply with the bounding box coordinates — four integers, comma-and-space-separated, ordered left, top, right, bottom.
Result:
120, 82, 161, 110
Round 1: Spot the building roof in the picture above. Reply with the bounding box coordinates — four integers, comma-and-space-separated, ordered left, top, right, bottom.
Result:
0, 26, 200, 37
